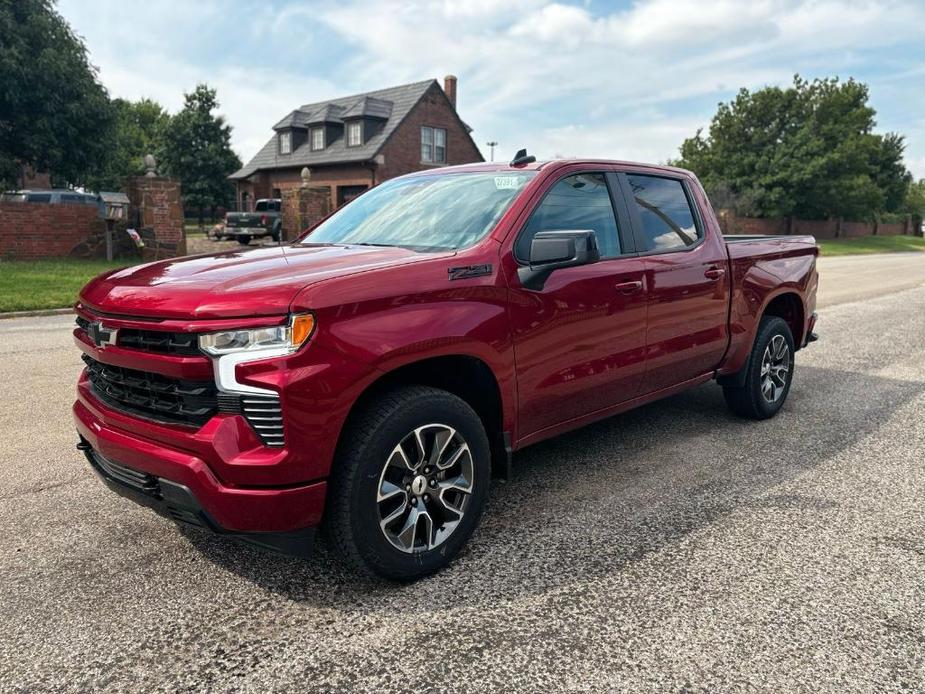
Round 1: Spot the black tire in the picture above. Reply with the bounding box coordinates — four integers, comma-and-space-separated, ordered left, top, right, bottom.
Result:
723, 316, 795, 420
236, 235, 251, 245
326, 385, 491, 581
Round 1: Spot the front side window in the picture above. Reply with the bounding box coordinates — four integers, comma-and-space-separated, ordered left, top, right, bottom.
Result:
304, 171, 535, 251
279, 131, 292, 154
311, 127, 324, 151
421, 127, 447, 163
516, 173, 621, 260
347, 121, 362, 147
626, 174, 701, 252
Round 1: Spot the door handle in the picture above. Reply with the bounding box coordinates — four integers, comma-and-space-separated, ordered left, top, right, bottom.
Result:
614, 280, 643, 294
704, 267, 725, 280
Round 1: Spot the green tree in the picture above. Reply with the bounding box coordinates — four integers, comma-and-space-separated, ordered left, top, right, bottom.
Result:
85, 98, 169, 192
675, 76, 912, 220
159, 84, 241, 220
0, 0, 114, 189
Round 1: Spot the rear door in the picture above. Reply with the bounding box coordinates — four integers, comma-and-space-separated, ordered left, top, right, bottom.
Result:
505, 169, 648, 438
619, 172, 730, 393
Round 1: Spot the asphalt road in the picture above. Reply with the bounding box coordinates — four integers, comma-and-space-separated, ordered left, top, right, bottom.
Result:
1, 253, 924, 693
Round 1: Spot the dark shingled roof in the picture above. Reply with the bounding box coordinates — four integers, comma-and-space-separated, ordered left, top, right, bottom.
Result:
231, 79, 436, 179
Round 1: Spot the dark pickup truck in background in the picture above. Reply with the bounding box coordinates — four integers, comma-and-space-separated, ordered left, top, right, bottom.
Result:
73, 158, 818, 580
220, 198, 282, 244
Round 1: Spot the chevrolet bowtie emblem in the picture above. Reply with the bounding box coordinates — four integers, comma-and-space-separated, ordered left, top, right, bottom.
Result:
88, 321, 118, 349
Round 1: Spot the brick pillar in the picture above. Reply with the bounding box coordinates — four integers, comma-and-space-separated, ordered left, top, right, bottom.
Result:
125, 176, 185, 259
282, 186, 332, 241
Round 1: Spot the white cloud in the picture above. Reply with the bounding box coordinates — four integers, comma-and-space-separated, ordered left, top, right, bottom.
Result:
56, 0, 925, 177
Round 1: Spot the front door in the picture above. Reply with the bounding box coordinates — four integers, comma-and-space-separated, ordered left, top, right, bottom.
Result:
505, 171, 648, 438
620, 172, 730, 393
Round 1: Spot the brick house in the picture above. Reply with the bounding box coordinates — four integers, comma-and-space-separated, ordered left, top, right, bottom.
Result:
229, 76, 483, 211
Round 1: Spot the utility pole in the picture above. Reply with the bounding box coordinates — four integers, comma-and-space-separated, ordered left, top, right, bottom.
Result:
486, 141, 498, 162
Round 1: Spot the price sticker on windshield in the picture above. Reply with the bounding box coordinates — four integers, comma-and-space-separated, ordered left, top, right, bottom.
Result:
494, 176, 523, 190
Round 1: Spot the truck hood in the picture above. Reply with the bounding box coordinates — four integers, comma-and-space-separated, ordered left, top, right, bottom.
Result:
80, 244, 452, 320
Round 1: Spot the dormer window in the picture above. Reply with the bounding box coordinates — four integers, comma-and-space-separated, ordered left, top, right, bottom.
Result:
310, 127, 325, 151
346, 121, 362, 147
278, 131, 292, 155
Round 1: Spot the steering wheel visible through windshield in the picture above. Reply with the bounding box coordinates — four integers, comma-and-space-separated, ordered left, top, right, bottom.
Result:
302, 171, 536, 252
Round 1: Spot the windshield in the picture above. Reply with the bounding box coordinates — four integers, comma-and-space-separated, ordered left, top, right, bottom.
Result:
302, 171, 535, 251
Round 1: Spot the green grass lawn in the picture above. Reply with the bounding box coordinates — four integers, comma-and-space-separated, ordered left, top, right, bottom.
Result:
0, 258, 138, 313
817, 235, 925, 256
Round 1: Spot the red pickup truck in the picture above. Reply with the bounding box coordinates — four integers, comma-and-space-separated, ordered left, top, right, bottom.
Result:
73, 158, 818, 580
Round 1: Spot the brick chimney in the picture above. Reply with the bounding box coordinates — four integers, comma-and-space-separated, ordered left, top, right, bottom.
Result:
443, 74, 458, 109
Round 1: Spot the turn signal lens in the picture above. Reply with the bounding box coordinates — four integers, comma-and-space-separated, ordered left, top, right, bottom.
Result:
291, 313, 315, 348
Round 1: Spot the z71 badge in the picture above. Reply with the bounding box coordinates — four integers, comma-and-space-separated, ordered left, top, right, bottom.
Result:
448, 264, 492, 280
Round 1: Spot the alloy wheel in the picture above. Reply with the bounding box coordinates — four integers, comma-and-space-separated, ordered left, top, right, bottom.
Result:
760, 334, 791, 403
376, 424, 474, 553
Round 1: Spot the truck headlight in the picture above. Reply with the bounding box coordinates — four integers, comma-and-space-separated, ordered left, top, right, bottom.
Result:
199, 314, 315, 356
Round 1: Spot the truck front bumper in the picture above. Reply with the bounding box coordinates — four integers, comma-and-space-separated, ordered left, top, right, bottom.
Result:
74, 397, 325, 557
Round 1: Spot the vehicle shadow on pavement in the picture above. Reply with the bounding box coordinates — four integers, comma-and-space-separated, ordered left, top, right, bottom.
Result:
181, 364, 924, 610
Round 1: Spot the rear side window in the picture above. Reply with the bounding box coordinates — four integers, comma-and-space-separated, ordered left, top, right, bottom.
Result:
626, 174, 701, 252
26, 193, 52, 203
517, 173, 621, 260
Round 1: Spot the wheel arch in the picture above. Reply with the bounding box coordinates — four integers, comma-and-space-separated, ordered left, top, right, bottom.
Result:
718, 288, 805, 387
761, 290, 805, 348
337, 354, 510, 477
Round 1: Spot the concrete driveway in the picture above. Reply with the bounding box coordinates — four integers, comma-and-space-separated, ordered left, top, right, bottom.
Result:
1, 253, 923, 692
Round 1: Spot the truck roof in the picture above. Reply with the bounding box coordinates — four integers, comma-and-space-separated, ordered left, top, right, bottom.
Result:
405, 158, 694, 178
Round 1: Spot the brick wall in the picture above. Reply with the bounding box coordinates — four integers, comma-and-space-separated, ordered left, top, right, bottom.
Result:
718, 212, 787, 236
125, 176, 185, 257
281, 186, 332, 240
876, 222, 905, 236
0, 202, 106, 259
378, 82, 483, 180
719, 210, 915, 239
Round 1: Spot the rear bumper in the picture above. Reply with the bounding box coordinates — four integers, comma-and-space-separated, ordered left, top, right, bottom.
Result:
73, 397, 327, 540
803, 311, 819, 348
223, 226, 270, 236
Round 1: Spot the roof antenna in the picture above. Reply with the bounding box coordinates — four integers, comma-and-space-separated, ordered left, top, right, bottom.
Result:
510, 148, 536, 167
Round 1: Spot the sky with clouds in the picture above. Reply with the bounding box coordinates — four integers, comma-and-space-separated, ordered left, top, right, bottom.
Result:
57, 0, 925, 177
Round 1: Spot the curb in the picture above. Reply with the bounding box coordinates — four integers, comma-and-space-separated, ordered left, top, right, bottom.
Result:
0, 307, 74, 320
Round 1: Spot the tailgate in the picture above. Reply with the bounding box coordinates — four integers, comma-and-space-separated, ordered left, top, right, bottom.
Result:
226, 214, 263, 228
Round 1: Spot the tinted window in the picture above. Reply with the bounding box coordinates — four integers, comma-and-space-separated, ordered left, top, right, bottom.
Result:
516, 173, 620, 260
626, 175, 701, 252
26, 193, 51, 203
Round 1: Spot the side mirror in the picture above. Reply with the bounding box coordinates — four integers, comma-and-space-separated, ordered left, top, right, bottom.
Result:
517, 230, 600, 290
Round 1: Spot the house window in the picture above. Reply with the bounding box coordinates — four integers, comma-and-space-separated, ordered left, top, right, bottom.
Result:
347, 121, 362, 147
421, 126, 447, 163
311, 127, 325, 151
278, 131, 292, 154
